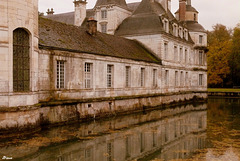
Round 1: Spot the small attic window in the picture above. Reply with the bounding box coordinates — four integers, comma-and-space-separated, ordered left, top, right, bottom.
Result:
163, 19, 169, 33
101, 10, 107, 19
194, 13, 197, 21
179, 27, 183, 38
184, 29, 188, 40
173, 24, 178, 37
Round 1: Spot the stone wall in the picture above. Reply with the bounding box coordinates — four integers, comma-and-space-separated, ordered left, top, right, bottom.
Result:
0, 92, 207, 132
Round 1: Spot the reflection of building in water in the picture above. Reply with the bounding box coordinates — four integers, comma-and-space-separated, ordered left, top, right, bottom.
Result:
24, 104, 207, 161
0, 104, 206, 160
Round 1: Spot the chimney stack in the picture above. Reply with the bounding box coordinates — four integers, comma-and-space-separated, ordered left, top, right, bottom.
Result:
187, 0, 191, 5
46, 8, 54, 15
87, 18, 97, 36
168, 0, 171, 11
179, 0, 186, 21
74, 0, 87, 26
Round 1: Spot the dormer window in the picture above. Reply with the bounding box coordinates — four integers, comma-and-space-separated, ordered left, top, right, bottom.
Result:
163, 19, 169, 33
194, 13, 197, 21
199, 35, 203, 44
184, 29, 188, 40
179, 27, 183, 38
101, 10, 107, 19
173, 24, 178, 37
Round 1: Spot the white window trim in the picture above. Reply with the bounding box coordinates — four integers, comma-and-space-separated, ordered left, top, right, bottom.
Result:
56, 60, 65, 89
84, 62, 93, 89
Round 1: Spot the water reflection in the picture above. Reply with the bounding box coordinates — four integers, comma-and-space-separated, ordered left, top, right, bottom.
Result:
0, 103, 207, 161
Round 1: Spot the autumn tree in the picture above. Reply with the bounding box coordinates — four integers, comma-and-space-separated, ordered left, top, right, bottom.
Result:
229, 25, 240, 86
207, 24, 232, 87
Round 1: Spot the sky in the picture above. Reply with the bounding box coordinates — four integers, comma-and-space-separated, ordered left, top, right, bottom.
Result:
39, 0, 240, 31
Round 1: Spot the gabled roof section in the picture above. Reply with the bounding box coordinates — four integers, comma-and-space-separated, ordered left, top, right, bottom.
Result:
38, 17, 161, 64
95, 0, 128, 9
115, 0, 177, 36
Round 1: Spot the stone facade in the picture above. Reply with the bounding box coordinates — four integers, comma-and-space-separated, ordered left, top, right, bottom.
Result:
0, 0, 208, 132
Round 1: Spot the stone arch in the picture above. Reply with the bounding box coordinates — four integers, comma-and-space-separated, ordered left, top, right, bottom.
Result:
13, 28, 30, 92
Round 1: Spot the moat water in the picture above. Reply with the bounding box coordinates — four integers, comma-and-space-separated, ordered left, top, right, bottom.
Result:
1, 97, 240, 161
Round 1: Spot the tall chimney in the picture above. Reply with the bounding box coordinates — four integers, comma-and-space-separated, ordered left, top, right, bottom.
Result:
168, 0, 171, 11
74, 0, 87, 26
46, 8, 54, 15
187, 0, 191, 5
87, 18, 97, 36
179, 0, 186, 21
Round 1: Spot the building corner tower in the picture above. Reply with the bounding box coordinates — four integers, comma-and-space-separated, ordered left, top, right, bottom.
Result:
0, 0, 39, 107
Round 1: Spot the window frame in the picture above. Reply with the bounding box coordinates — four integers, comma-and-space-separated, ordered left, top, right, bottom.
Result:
140, 68, 145, 87
84, 62, 93, 89
56, 60, 65, 89
125, 66, 131, 88
107, 64, 113, 88
101, 10, 107, 19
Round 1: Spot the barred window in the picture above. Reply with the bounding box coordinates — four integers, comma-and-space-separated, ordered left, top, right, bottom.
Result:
13, 28, 30, 92
107, 65, 113, 88
85, 63, 93, 88
199, 50, 203, 65
125, 66, 131, 87
140, 68, 145, 87
56, 60, 65, 89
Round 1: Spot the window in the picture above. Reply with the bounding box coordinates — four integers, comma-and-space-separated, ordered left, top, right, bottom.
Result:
126, 136, 131, 158
185, 49, 188, 64
153, 69, 157, 87
173, 24, 178, 36
165, 70, 169, 86
56, 60, 65, 89
175, 71, 178, 87
85, 147, 93, 161
194, 13, 197, 21
180, 47, 183, 62
101, 24, 107, 33
13, 28, 30, 92
107, 65, 113, 88
101, 10, 107, 19
140, 68, 145, 87
199, 74, 203, 86
179, 27, 182, 38
199, 50, 203, 65
85, 63, 93, 88
180, 71, 184, 86
164, 42, 168, 59
163, 20, 169, 33
199, 35, 203, 44
107, 142, 113, 161
125, 66, 131, 87
174, 46, 178, 61
140, 133, 145, 152
185, 72, 188, 86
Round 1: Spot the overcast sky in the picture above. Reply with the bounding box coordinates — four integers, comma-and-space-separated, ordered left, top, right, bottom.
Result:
39, 0, 240, 31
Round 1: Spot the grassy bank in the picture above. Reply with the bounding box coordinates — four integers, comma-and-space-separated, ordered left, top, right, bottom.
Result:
208, 88, 240, 92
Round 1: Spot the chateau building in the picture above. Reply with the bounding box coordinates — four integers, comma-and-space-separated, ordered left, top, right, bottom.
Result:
0, 0, 207, 131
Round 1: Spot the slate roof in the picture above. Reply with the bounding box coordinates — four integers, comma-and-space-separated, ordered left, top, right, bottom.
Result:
127, 2, 140, 12
115, 0, 185, 37
39, 17, 161, 64
95, 0, 128, 9
185, 21, 206, 33
44, 9, 94, 26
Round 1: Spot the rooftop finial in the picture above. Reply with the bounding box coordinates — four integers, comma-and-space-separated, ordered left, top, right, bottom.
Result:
46, 8, 54, 15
